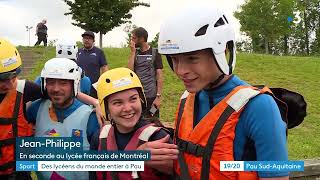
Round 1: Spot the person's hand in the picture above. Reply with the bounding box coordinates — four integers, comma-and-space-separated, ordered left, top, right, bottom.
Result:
93, 103, 104, 127
137, 135, 179, 162
129, 40, 136, 53
137, 135, 178, 174
152, 96, 161, 109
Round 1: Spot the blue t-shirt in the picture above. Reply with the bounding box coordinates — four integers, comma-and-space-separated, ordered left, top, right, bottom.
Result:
34, 76, 92, 95
27, 99, 99, 143
195, 75, 288, 178
76, 46, 107, 84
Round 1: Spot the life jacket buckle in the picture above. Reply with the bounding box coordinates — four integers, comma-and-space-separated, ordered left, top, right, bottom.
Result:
177, 139, 204, 157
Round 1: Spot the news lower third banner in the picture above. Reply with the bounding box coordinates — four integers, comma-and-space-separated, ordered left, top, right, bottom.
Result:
220, 161, 304, 172
16, 137, 150, 172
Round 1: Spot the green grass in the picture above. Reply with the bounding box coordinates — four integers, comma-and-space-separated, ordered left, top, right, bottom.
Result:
18, 46, 56, 81
30, 47, 56, 80
235, 53, 320, 160
23, 47, 320, 160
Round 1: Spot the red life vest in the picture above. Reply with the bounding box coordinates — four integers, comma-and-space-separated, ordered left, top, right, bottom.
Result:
174, 86, 276, 180
0, 80, 34, 175
96, 123, 168, 180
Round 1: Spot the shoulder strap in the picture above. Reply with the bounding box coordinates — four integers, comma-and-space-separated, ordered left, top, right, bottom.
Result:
180, 90, 189, 100
151, 48, 158, 65
201, 87, 261, 179
125, 123, 155, 150
16, 79, 26, 94
175, 90, 191, 139
175, 90, 190, 137
99, 124, 112, 139
175, 97, 191, 180
138, 125, 161, 141
99, 124, 118, 180
226, 87, 260, 112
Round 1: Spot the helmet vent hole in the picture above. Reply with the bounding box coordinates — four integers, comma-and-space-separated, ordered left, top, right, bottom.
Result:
106, 79, 111, 83
195, 24, 209, 37
130, 73, 134, 77
69, 68, 74, 73
214, 17, 225, 27
67, 51, 72, 55
58, 50, 62, 54
223, 15, 229, 24
15, 51, 18, 56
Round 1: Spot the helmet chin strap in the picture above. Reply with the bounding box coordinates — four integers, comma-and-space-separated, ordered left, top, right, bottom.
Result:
205, 74, 225, 90
205, 41, 234, 90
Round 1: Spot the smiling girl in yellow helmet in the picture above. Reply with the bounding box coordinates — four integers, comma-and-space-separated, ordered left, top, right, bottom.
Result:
91, 67, 179, 179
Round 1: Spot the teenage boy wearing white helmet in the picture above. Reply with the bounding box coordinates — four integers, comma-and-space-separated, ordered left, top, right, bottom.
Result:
34, 39, 92, 95
26, 58, 99, 180
158, 4, 288, 180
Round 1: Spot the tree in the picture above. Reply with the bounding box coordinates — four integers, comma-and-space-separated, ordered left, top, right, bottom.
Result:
76, 41, 83, 48
150, 32, 159, 48
301, 0, 320, 55
235, 0, 294, 54
64, 0, 150, 48
123, 23, 158, 48
288, 0, 320, 55
123, 22, 138, 46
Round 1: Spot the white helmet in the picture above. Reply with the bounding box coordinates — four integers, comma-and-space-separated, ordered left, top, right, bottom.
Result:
55, 39, 78, 60
158, 5, 236, 75
41, 58, 81, 96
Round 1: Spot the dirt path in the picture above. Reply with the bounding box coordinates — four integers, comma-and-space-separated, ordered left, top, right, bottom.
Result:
17, 48, 42, 79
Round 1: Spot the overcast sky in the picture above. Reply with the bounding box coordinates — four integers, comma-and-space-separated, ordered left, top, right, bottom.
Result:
0, 0, 245, 47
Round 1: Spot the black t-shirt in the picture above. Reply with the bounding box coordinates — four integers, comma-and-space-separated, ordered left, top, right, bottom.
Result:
134, 48, 163, 98
90, 119, 172, 150
135, 48, 163, 70
0, 80, 45, 122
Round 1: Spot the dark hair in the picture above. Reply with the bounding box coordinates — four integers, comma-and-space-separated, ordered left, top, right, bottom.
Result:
132, 27, 148, 42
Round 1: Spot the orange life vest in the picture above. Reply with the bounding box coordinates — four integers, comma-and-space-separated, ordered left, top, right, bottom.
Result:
0, 80, 34, 175
174, 86, 275, 180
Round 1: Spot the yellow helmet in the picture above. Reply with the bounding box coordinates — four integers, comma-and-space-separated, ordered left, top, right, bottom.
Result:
0, 38, 22, 79
97, 67, 146, 119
